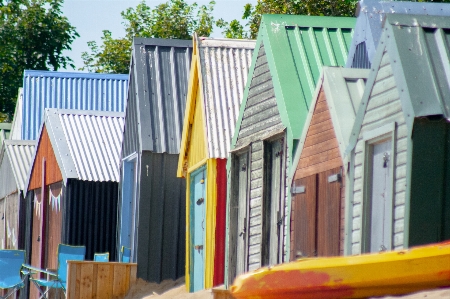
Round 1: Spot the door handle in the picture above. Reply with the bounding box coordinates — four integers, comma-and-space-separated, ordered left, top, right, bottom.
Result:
194, 245, 203, 254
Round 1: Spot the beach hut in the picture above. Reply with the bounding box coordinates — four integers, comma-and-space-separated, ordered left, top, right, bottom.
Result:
18, 70, 128, 140
347, 0, 450, 69
118, 38, 192, 283
345, 14, 450, 256
289, 67, 368, 260
24, 108, 124, 281
177, 35, 255, 291
225, 14, 355, 285
0, 140, 35, 250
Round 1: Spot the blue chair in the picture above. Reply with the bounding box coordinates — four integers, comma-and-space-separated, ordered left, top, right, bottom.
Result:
93, 252, 109, 262
120, 246, 131, 263
0, 250, 26, 299
23, 244, 85, 299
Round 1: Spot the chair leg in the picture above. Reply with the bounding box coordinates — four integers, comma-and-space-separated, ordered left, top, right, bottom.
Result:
30, 280, 51, 299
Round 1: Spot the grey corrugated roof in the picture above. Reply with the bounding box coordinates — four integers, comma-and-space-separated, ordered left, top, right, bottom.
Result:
126, 38, 193, 155
27, 109, 125, 187
10, 88, 23, 140
347, 14, 450, 154
198, 36, 255, 158
346, 0, 450, 68
5, 140, 36, 191
0, 140, 35, 198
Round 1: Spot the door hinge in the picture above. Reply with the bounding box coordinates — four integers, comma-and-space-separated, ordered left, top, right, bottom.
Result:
291, 185, 305, 194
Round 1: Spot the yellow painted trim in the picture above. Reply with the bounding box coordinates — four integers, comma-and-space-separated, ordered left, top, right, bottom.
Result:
204, 159, 217, 289
185, 173, 191, 292
195, 39, 210, 159
188, 158, 208, 175
178, 53, 198, 178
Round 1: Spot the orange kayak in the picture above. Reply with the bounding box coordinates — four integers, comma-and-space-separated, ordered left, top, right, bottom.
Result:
231, 242, 450, 299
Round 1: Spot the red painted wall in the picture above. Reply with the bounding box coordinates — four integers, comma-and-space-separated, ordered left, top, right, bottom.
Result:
213, 159, 227, 286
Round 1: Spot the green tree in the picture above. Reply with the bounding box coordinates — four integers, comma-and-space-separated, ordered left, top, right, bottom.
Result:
0, 0, 78, 117
81, 0, 215, 74
217, 0, 357, 39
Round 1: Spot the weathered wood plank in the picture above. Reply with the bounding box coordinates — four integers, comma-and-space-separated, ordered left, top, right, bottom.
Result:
306, 117, 334, 137
79, 263, 94, 299
309, 110, 331, 127
67, 262, 137, 299
295, 157, 341, 180
298, 147, 341, 170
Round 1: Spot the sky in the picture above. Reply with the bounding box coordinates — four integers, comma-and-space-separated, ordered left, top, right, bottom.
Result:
61, 0, 258, 71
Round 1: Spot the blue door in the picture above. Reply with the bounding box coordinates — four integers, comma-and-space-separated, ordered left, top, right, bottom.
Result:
190, 167, 206, 292
119, 156, 137, 261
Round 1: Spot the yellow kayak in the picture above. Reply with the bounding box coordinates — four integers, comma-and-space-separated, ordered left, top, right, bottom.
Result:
231, 242, 450, 299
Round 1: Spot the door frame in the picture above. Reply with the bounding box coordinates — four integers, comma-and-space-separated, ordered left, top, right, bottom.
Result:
262, 133, 286, 266
189, 165, 207, 292
361, 122, 396, 253
120, 153, 138, 261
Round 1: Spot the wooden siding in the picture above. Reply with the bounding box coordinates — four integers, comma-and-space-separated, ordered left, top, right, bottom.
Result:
67, 261, 137, 299
213, 159, 227, 286
235, 43, 284, 149
294, 89, 342, 179
30, 188, 43, 299
187, 90, 207, 168
0, 193, 19, 249
292, 88, 345, 257
233, 43, 287, 272
351, 50, 407, 254
248, 141, 263, 271
28, 126, 63, 191
46, 182, 63, 270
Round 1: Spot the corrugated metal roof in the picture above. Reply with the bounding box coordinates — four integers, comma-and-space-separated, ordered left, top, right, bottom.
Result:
347, 14, 450, 154
5, 140, 36, 192
346, 0, 450, 68
126, 38, 192, 155
37, 108, 125, 183
231, 14, 356, 151
0, 140, 35, 199
198, 37, 256, 158
21, 70, 128, 140
10, 88, 23, 140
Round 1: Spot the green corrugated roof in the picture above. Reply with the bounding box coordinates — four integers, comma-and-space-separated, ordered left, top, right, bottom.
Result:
231, 14, 356, 150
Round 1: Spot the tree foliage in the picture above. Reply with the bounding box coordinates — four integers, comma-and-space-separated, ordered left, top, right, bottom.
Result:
0, 0, 78, 117
217, 0, 357, 39
80, 0, 215, 74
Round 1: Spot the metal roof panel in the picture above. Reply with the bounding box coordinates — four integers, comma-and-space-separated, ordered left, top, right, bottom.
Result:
198, 36, 256, 158
129, 38, 193, 154
21, 70, 128, 140
45, 108, 125, 182
347, 0, 450, 68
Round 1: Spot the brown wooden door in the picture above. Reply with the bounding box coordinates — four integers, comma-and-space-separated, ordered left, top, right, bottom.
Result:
317, 167, 341, 257
291, 174, 316, 259
291, 167, 341, 260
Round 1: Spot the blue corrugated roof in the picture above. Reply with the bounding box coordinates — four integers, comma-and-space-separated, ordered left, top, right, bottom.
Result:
20, 70, 128, 140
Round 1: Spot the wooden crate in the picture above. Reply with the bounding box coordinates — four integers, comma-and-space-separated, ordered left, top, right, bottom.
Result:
66, 261, 137, 299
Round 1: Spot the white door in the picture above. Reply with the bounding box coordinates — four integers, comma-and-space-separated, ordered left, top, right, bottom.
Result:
369, 140, 393, 253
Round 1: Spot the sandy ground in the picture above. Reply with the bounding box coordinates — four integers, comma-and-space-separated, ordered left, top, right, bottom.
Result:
124, 278, 450, 299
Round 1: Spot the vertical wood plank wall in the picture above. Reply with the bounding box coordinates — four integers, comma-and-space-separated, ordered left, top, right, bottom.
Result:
46, 182, 63, 270
67, 261, 137, 299
351, 50, 408, 254
0, 193, 20, 250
